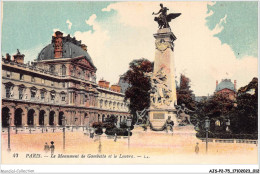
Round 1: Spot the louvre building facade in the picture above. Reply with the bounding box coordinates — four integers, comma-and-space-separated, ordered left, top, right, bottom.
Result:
2, 31, 130, 128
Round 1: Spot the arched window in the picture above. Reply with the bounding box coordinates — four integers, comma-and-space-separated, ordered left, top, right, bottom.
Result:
40, 89, 47, 100
82, 70, 85, 79
49, 65, 55, 74
50, 90, 56, 101
84, 94, 89, 103
100, 100, 103, 108
72, 67, 76, 76
2, 107, 10, 127
30, 87, 37, 99
78, 69, 81, 78
62, 65, 66, 76
18, 85, 25, 99
5, 85, 12, 98
60, 91, 66, 101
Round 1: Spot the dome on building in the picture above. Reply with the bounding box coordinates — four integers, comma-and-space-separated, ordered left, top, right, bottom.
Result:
37, 32, 95, 68
216, 79, 235, 92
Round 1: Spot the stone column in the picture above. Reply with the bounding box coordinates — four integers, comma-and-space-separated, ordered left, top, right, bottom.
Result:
67, 110, 73, 125
88, 112, 92, 125
34, 109, 40, 127
12, 85, 18, 99
22, 108, 28, 127
70, 111, 74, 126
65, 111, 70, 125
93, 112, 96, 124
85, 112, 89, 127
54, 110, 59, 126
92, 112, 95, 124
45, 109, 50, 126
74, 111, 77, 126
79, 111, 84, 126
9, 106, 15, 126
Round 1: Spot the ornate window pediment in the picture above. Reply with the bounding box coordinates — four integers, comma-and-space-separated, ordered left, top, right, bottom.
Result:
4, 82, 14, 98
75, 58, 91, 68
50, 90, 56, 100
30, 86, 37, 99
40, 88, 46, 100
60, 91, 66, 101
49, 65, 56, 74
61, 64, 66, 76
4, 82, 14, 87
18, 85, 25, 99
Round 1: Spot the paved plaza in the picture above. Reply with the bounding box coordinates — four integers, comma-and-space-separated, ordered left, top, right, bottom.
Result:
1, 126, 258, 164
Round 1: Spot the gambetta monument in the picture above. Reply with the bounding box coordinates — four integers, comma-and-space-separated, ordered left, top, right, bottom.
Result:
147, 4, 181, 128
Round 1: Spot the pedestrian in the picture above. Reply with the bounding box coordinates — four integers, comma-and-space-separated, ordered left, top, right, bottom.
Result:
50, 141, 55, 155
195, 142, 199, 154
44, 142, 50, 153
90, 131, 94, 139
114, 133, 117, 142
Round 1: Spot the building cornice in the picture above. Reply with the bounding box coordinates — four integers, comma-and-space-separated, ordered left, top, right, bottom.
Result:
2, 98, 129, 114
2, 61, 98, 87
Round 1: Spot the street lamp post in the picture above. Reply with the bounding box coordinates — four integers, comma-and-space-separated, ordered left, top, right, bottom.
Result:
7, 117, 12, 152
62, 117, 67, 150
126, 118, 132, 149
226, 118, 230, 132
90, 127, 94, 139
205, 116, 210, 154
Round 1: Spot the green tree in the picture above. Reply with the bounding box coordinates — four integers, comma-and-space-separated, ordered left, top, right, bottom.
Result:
230, 77, 258, 134
176, 74, 196, 110
123, 58, 153, 124
196, 77, 258, 139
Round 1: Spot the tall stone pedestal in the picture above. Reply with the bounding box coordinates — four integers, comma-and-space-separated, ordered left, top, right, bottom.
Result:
149, 28, 178, 128
149, 109, 178, 128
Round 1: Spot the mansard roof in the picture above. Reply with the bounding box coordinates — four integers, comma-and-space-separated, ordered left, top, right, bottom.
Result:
37, 33, 96, 69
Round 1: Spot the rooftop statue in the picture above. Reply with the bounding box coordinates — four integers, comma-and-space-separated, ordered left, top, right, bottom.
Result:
152, 3, 181, 29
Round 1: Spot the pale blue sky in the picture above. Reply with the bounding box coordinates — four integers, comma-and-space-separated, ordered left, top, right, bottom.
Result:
2, 1, 114, 53
206, 1, 258, 58
2, 1, 257, 59
1, 1, 258, 96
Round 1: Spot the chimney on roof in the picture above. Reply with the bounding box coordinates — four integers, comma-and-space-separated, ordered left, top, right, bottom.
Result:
81, 44, 87, 51
54, 31, 63, 58
6, 53, 11, 61
98, 79, 110, 89
216, 80, 218, 88
111, 84, 121, 93
13, 49, 24, 64
234, 80, 237, 90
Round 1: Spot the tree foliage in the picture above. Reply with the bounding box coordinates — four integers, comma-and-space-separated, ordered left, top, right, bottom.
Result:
200, 93, 235, 132
230, 77, 258, 134
123, 58, 154, 124
196, 77, 258, 138
176, 74, 196, 110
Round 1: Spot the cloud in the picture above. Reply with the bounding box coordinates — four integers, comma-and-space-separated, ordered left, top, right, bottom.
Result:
212, 14, 227, 35
56, 2, 258, 95
73, 14, 110, 81
2, 42, 48, 64
101, 6, 111, 12
66, 20, 72, 30
85, 14, 96, 26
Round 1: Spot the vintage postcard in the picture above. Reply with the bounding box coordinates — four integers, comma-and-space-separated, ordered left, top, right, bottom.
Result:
0, 1, 259, 172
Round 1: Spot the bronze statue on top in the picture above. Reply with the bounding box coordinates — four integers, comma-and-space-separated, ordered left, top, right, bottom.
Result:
152, 3, 181, 29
